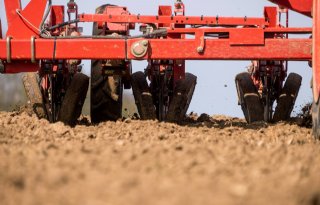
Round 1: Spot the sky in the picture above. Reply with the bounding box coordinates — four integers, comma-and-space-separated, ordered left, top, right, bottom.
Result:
0, 0, 313, 117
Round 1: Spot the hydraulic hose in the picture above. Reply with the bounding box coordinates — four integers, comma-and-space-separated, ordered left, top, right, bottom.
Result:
40, 28, 167, 39
39, 0, 167, 39
39, 0, 52, 32
46, 19, 80, 31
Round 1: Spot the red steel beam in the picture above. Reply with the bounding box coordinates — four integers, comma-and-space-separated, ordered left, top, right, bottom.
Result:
0, 38, 311, 61
79, 14, 269, 27
167, 27, 312, 34
127, 39, 311, 60
4, 62, 39, 73
268, 0, 312, 17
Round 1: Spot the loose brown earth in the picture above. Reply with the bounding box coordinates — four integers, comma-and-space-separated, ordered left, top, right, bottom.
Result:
0, 111, 320, 205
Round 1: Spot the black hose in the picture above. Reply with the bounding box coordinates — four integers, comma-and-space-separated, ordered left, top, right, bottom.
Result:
38, 1, 168, 39
40, 29, 168, 39
46, 19, 80, 31
39, 0, 52, 31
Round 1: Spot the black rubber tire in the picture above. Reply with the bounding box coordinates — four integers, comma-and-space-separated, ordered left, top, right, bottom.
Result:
90, 4, 123, 123
166, 73, 197, 123
235, 72, 264, 123
22, 73, 47, 119
58, 73, 89, 126
273, 73, 302, 122
131, 72, 157, 120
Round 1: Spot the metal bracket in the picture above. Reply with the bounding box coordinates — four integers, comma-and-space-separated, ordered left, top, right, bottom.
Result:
196, 32, 205, 53
31, 36, 36, 63
6, 36, 12, 63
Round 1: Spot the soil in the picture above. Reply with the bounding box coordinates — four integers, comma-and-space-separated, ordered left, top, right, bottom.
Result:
0, 111, 320, 205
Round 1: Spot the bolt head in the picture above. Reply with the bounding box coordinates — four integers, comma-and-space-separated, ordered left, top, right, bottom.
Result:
141, 40, 149, 47
131, 41, 148, 58
197, 46, 204, 53
133, 45, 145, 56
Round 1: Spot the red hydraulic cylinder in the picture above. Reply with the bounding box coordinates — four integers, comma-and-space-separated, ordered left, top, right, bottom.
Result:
313, 0, 320, 102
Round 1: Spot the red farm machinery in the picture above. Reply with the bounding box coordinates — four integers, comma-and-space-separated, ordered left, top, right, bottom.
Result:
0, 0, 318, 138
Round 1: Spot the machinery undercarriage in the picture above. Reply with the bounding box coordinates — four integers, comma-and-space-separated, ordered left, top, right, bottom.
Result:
1, 0, 319, 139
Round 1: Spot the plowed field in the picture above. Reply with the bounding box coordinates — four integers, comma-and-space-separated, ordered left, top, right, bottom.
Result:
0, 111, 319, 205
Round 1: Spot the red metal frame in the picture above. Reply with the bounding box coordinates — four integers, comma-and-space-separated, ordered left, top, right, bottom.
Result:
0, 4, 312, 60
0, 0, 313, 77
0, 38, 311, 60
79, 14, 269, 26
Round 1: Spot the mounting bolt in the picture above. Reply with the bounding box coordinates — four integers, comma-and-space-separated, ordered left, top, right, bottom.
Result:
131, 40, 149, 58
141, 40, 149, 46
197, 46, 204, 53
